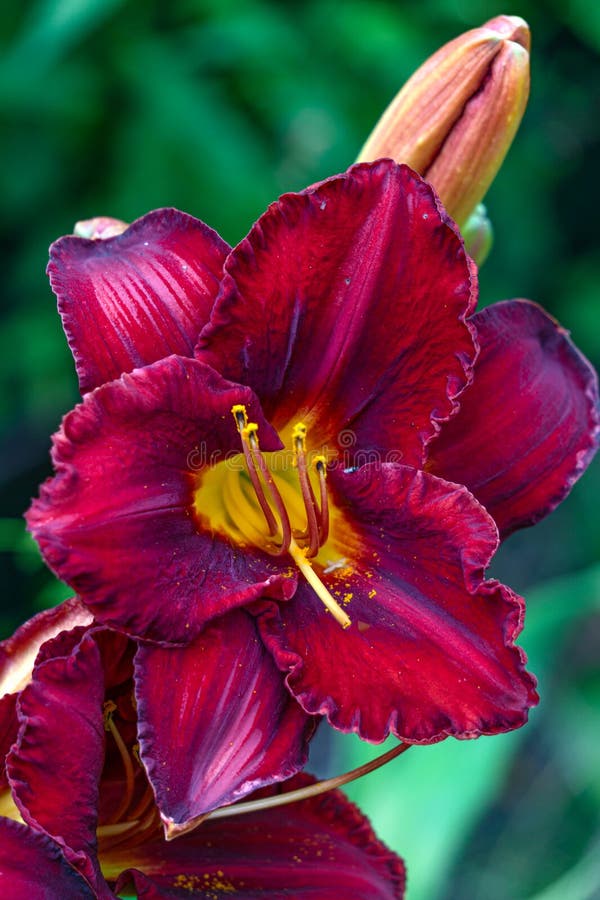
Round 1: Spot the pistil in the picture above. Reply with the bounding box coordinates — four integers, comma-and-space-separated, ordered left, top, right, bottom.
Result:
288, 538, 351, 629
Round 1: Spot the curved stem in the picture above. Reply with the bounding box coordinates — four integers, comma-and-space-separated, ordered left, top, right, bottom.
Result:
206, 741, 410, 820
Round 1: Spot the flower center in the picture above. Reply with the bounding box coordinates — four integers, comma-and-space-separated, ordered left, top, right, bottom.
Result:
0, 787, 22, 823
194, 405, 351, 629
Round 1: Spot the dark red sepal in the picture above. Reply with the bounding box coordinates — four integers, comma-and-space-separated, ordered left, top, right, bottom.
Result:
26, 356, 295, 644
135, 609, 315, 835
257, 463, 538, 742
428, 299, 600, 536
114, 774, 405, 899
197, 160, 477, 467
0, 818, 96, 899
49, 208, 230, 393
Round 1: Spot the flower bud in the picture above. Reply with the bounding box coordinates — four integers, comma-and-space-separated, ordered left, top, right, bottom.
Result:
73, 216, 129, 239
357, 15, 530, 227
462, 203, 493, 266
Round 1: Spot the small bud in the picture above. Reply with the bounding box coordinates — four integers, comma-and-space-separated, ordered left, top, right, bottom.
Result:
357, 15, 530, 227
73, 216, 129, 240
462, 204, 493, 266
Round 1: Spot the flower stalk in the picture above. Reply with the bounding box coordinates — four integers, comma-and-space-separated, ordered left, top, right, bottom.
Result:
207, 742, 410, 821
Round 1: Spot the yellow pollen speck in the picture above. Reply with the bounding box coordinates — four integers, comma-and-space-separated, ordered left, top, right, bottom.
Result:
174, 872, 236, 893
368, 589, 377, 599
343, 592, 353, 605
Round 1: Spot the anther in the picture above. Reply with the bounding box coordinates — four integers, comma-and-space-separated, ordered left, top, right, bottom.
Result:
232, 404, 248, 431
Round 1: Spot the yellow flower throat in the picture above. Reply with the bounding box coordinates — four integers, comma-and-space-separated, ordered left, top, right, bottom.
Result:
195, 405, 351, 629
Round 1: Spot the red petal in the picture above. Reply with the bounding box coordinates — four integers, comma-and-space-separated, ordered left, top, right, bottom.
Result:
428, 300, 600, 536
6, 631, 105, 890
135, 609, 315, 834
114, 775, 405, 899
197, 161, 476, 467
0, 694, 17, 789
0, 819, 95, 899
48, 208, 229, 393
0, 597, 92, 698
27, 356, 295, 644
257, 464, 538, 742
0, 599, 93, 789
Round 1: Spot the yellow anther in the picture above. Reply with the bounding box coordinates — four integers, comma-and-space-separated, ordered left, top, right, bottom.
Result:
292, 423, 308, 461
242, 422, 260, 449
292, 422, 307, 442
314, 455, 327, 476
103, 699, 117, 730
231, 404, 248, 431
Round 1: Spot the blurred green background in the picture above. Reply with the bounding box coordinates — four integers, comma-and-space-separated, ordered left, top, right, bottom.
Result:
1, 0, 599, 897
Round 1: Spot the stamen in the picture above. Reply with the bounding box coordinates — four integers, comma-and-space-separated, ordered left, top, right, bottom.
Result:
231, 406, 292, 554
230, 409, 351, 629
288, 538, 351, 629
103, 701, 135, 825
249, 435, 292, 554
127, 783, 155, 822
314, 455, 330, 544
232, 408, 278, 537
242, 424, 280, 538
292, 423, 320, 558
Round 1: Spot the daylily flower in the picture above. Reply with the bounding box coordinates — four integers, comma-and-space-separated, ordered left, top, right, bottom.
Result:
1, 600, 315, 835
0, 615, 406, 898
28, 160, 598, 745
358, 15, 531, 228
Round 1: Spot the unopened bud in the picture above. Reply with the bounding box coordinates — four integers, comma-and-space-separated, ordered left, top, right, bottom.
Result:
358, 15, 530, 227
462, 204, 493, 266
73, 216, 129, 240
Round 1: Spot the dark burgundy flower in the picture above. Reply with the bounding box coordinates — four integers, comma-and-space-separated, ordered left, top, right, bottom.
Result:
28, 160, 598, 744
0, 619, 405, 899
0, 601, 314, 834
